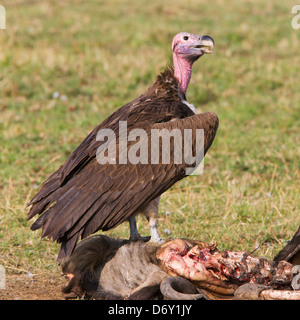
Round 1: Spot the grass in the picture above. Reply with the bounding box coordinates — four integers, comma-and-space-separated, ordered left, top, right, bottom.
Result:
0, 0, 299, 278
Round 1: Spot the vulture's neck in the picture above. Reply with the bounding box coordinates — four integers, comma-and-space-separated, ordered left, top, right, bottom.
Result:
173, 53, 193, 95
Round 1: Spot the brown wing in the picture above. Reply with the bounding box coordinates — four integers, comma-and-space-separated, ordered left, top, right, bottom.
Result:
273, 226, 300, 263
27, 98, 194, 214
29, 112, 218, 261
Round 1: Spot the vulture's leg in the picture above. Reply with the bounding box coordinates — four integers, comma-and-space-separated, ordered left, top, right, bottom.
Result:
128, 197, 163, 243
148, 213, 163, 243
128, 216, 150, 242
143, 197, 163, 243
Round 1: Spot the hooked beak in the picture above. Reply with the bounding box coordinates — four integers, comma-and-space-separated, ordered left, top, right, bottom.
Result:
193, 35, 215, 54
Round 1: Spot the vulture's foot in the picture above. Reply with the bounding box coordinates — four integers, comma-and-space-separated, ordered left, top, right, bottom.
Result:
149, 235, 164, 244
128, 216, 150, 242
148, 217, 164, 244
129, 234, 151, 242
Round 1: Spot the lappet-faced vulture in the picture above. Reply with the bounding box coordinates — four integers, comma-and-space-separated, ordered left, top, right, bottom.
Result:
27, 32, 218, 262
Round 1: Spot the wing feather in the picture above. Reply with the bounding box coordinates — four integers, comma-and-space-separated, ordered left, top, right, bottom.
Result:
28, 89, 218, 262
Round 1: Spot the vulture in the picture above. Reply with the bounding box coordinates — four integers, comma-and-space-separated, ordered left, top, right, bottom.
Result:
27, 32, 218, 262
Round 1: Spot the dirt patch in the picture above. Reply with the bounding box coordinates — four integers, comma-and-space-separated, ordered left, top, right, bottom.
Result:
0, 271, 67, 300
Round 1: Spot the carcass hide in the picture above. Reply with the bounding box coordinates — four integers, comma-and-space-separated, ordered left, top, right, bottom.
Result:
62, 234, 300, 300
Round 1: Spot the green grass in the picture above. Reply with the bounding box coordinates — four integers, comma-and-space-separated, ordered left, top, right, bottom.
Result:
0, 0, 299, 275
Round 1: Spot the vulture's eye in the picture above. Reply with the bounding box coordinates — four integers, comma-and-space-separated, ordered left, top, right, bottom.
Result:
183, 36, 189, 41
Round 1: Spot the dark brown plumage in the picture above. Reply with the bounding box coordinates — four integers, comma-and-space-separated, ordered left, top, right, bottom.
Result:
27, 33, 218, 262
274, 226, 300, 265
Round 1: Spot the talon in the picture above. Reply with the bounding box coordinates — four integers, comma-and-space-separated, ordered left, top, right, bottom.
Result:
150, 236, 164, 244
129, 235, 151, 242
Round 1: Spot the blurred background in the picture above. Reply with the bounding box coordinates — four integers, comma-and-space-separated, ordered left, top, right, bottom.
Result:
0, 0, 299, 295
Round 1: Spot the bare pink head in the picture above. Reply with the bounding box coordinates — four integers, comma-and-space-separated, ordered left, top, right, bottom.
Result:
172, 32, 214, 94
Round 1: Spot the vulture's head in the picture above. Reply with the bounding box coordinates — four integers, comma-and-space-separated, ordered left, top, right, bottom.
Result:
172, 32, 215, 63
172, 32, 214, 94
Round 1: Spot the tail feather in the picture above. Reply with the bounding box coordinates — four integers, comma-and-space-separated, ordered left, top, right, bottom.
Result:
27, 169, 62, 207
57, 231, 83, 264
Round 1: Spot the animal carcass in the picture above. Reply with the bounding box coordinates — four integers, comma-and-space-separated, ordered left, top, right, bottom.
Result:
62, 235, 300, 300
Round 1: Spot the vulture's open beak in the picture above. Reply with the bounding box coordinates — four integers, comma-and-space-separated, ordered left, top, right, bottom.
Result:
193, 35, 215, 54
